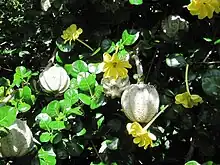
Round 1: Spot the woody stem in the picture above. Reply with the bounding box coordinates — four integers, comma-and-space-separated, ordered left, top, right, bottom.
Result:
77, 39, 94, 51
185, 64, 190, 94
143, 105, 169, 131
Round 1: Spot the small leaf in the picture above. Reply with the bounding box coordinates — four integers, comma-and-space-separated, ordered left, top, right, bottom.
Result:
122, 29, 139, 46
56, 37, 74, 52
129, 0, 143, 5
15, 66, 27, 76
88, 63, 103, 74
44, 100, 60, 118
203, 38, 212, 42
50, 132, 63, 144
23, 86, 33, 105
65, 60, 88, 78
18, 102, 31, 112
0, 106, 17, 127
69, 78, 78, 89
95, 113, 104, 129
78, 93, 91, 105
185, 161, 200, 165
55, 51, 63, 63
49, 121, 66, 130
38, 147, 56, 165
214, 39, 220, 45
76, 128, 86, 136
35, 113, 52, 123
77, 72, 96, 91
64, 89, 79, 105
166, 53, 186, 68
0, 86, 5, 97
202, 69, 220, 97
59, 99, 72, 112
101, 39, 115, 53
117, 49, 129, 61
65, 107, 83, 116
40, 132, 51, 142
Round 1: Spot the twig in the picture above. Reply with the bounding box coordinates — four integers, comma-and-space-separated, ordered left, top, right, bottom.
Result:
184, 138, 195, 162
0, 66, 13, 72
90, 140, 103, 162
145, 51, 157, 82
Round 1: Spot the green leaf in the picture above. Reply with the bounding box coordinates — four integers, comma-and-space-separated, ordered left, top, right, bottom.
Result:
22, 86, 33, 105
13, 74, 22, 87
43, 100, 60, 118
64, 89, 79, 105
0, 86, 4, 97
101, 39, 115, 53
65, 107, 83, 116
39, 120, 51, 131
203, 38, 212, 42
15, 66, 27, 76
214, 39, 220, 45
64, 60, 88, 78
0, 77, 10, 87
40, 132, 51, 143
0, 106, 17, 127
49, 121, 66, 130
166, 53, 186, 68
56, 37, 74, 52
203, 161, 214, 165
59, 99, 72, 112
76, 128, 86, 136
55, 51, 63, 63
129, 0, 143, 5
78, 93, 91, 105
202, 69, 220, 97
90, 85, 104, 110
35, 113, 52, 123
38, 147, 56, 165
17, 102, 31, 112
66, 139, 84, 156
50, 132, 62, 144
96, 113, 104, 129
88, 63, 103, 74
117, 49, 129, 60
77, 72, 96, 91
122, 29, 139, 46
185, 161, 200, 165
69, 78, 78, 89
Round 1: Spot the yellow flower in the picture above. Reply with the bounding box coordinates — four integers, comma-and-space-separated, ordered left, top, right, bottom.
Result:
61, 24, 83, 44
127, 122, 156, 149
175, 92, 203, 108
102, 52, 132, 80
187, 0, 220, 19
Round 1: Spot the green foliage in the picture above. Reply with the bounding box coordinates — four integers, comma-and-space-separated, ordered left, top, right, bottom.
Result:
1, 0, 220, 164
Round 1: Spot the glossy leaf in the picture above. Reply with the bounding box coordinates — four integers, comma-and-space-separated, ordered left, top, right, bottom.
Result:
44, 100, 60, 118
49, 121, 66, 130
0, 106, 17, 127
18, 102, 31, 112
78, 93, 91, 105
64, 89, 79, 105
122, 29, 139, 46
56, 37, 74, 52
77, 72, 96, 91
40, 132, 51, 142
202, 69, 220, 97
129, 0, 143, 5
